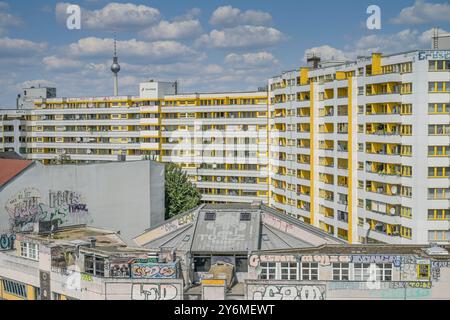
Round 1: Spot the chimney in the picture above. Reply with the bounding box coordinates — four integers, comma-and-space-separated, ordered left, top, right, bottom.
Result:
89, 237, 97, 248
307, 53, 321, 69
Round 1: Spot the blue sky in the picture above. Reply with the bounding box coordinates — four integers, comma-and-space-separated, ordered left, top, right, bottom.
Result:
0, 0, 449, 106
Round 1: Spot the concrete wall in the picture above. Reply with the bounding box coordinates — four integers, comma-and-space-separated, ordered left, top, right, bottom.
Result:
0, 160, 165, 244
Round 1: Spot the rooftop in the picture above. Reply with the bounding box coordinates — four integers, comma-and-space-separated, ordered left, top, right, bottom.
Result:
0, 159, 33, 188
135, 203, 344, 253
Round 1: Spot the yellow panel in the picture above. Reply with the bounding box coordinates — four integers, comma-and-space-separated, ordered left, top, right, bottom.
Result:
202, 279, 226, 286
300, 67, 309, 85
336, 71, 346, 80
372, 53, 382, 75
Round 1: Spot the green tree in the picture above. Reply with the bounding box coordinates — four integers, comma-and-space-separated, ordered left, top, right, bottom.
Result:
165, 163, 201, 219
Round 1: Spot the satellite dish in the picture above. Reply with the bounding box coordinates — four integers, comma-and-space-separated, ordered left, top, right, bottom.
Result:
391, 186, 398, 194
216, 177, 222, 182
198, 177, 202, 181
390, 207, 396, 215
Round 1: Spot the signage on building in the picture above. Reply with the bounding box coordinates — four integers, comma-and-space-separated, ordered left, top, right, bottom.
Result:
418, 50, 450, 61
0, 234, 16, 251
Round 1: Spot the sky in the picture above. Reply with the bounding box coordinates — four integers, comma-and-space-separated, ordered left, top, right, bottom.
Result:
0, 0, 450, 107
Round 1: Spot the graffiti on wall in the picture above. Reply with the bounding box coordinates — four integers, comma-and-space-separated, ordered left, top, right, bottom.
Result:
130, 262, 177, 279
250, 254, 406, 268
5, 189, 92, 232
5, 188, 41, 231
0, 234, 16, 251
131, 283, 182, 300
135, 212, 197, 245
431, 261, 450, 280
247, 284, 326, 300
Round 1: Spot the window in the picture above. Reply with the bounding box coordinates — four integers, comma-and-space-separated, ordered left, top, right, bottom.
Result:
428, 188, 450, 199
332, 263, 350, 281
428, 209, 450, 221
418, 264, 430, 280
300, 262, 319, 280
34, 287, 41, 300
84, 255, 105, 277
428, 230, 450, 242
260, 262, 277, 280
52, 292, 62, 300
20, 242, 39, 261
2, 279, 27, 298
376, 263, 393, 281
204, 212, 216, 221
194, 256, 211, 272
235, 257, 248, 273
354, 263, 371, 281
280, 263, 298, 280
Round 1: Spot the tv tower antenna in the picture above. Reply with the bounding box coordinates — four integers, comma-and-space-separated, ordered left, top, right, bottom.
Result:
111, 34, 121, 96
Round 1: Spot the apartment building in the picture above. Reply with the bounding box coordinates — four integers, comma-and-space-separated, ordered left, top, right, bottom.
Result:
0, 83, 269, 205
1, 49, 449, 246
268, 50, 450, 245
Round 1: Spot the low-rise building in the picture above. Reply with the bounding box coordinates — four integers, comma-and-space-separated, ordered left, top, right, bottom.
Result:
136, 203, 450, 300
0, 159, 165, 244
0, 225, 184, 300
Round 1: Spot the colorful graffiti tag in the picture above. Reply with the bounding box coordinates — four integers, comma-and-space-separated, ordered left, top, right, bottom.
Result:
0, 234, 16, 251
5, 189, 91, 231
130, 263, 177, 279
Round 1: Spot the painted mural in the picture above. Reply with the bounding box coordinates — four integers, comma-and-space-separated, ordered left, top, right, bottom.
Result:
5, 188, 93, 232
130, 262, 178, 279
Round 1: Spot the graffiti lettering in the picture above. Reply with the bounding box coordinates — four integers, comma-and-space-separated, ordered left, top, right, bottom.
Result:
130, 263, 177, 279
131, 283, 181, 300
352, 255, 401, 267
0, 234, 16, 251
81, 273, 93, 282
6, 189, 91, 231
248, 284, 325, 301
300, 255, 351, 266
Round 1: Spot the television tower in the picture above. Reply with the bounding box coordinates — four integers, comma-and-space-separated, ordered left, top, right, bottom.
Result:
111, 36, 121, 96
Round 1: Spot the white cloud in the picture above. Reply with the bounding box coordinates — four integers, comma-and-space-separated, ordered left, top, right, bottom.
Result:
0, 37, 47, 57
65, 37, 201, 63
303, 28, 446, 63
225, 51, 279, 68
140, 19, 203, 40
0, 3, 23, 34
303, 45, 350, 62
174, 8, 201, 21
392, 0, 450, 24
196, 26, 285, 49
55, 2, 161, 31
43, 56, 83, 70
210, 5, 272, 26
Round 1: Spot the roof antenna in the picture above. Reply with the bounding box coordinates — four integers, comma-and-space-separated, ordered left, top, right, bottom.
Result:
111, 32, 121, 96
433, 27, 439, 49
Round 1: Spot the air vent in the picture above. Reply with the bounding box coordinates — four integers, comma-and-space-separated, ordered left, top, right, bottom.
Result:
240, 212, 251, 221
204, 212, 216, 221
